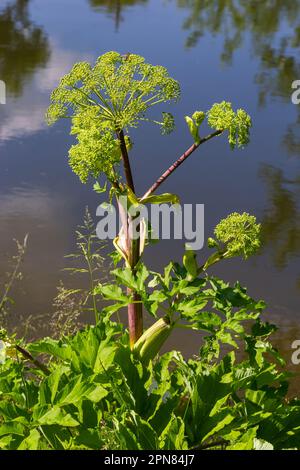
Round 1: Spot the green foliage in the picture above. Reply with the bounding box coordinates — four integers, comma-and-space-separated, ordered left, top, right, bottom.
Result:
0, 301, 299, 450
46, 53, 251, 186
184, 111, 206, 144
46, 52, 179, 182
207, 101, 252, 148
95, 254, 270, 368
160, 112, 176, 135
1, 224, 285, 451
185, 102, 251, 148
0, 223, 298, 450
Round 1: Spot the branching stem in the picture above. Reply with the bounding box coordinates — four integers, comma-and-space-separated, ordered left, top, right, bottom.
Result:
141, 130, 223, 200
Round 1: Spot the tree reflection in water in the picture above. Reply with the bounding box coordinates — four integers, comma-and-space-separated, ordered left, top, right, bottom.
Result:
0, 0, 50, 97
89, 0, 147, 30
176, 0, 300, 157
259, 164, 300, 282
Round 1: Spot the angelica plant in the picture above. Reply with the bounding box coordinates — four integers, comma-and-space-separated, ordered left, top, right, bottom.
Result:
47, 51, 252, 347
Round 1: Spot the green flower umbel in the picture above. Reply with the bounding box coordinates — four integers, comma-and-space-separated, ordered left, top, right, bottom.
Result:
214, 212, 261, 259
207, 101, 252, 149
46, 52, 180, 183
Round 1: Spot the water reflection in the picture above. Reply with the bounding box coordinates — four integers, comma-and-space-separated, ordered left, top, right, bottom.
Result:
176, 1, 300, 52
283, 116, 300, 156
260, 164, 300, 274
89, 0, 147, 30
176, 0, 300, 156
0, 185, 76, 318
0, 44, 90, 141
0, 0, 50, 97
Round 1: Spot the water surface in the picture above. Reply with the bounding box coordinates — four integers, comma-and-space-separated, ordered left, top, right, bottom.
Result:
0, 0, 299, 389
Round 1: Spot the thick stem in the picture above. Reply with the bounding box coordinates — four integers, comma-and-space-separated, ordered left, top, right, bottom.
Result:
141, 130, 223, 200
127, 232, 143, 348
127, 291, 143, 349
16, 345, 50, 376
192, 439, 229, 450
116, 129, 143, 347
117, 129, 135, 192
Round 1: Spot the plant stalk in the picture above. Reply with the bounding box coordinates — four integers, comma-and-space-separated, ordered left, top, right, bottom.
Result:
16, 345, 50, 376
117, 129, 143, 347
141, 130, 222, 200
117, 129, 135, 192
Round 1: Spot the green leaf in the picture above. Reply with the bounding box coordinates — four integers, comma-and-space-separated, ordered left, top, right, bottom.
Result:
201, 410, 235, 442
148, 290, 169, 303
253, 438, 274, 450
93, 181, 107, 194
185, 115, 200, 145
102, 303, 128, 315
227, 427, 258, 450
94, 342, 117, 373
112, 268, 137, 290
141, 193, 180, 205
183, 249, 198, 279
0, 422, 25, 437
177, 298, 208, 317
127, 413, 158, 450
217, 331, 238, 348
159, 416, 188, 450
37, 407, 79, 427
18, 429, 41, 450
96, 283, 129, 302
136, 264, 150, 291
191, 311, 222, 332
85, 385, 108, 403
74, 428, 103, 450
28, 337, 72, 361
114, 419, 140, 450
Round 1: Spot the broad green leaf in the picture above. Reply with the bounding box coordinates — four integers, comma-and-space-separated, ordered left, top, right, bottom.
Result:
112, 268, 137, 290
94, 343, 117, 373
177, 298, 208, 317
141, 193, 180, 205
159, 416, 188, 450
95, 284, 128, 301
136, 264, 150, 291
0, 422, 25, 437
85, 385, 108, 403
227, 427, 258, 450
114, 419, 140, 450
18, 429, 41, 450
253, 438, 274, 450
37, 406, 79, 427
28, 338, 72, 361
74, 428, 103, 450
201, 410, 235, 442
127, 413, 158, 450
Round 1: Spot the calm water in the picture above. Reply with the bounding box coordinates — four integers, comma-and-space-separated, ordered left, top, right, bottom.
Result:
0, 0, 299, 389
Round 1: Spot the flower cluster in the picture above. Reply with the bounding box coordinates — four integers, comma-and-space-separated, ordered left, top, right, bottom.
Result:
214, 212, 261, 259
46, 52, 180, 182
160, 112, 175, 135
207, 101, 252, 149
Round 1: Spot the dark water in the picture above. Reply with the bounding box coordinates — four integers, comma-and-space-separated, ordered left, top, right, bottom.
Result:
0, 0, 299, 389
